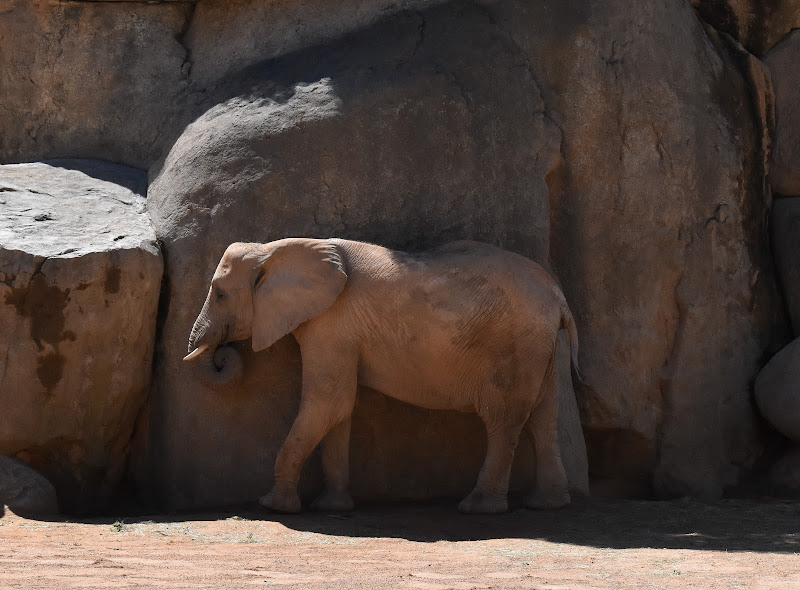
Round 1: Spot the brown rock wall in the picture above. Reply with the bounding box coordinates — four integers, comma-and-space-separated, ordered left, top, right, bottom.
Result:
484, 0, 786, 497
0, 0, 192, 168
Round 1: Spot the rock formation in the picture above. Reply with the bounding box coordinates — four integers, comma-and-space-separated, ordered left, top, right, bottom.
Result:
0, 161, 162, 512
143, 3, 566, 508
490, 0, 787, 499
1, 0, 799, 511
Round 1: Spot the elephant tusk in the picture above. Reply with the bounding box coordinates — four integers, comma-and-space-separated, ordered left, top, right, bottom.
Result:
183, 344, 210, 361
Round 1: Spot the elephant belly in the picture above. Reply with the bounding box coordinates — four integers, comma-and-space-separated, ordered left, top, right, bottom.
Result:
357, 348, 477, 412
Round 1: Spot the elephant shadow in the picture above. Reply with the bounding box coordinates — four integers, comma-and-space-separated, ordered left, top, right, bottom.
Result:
239, 497, 800, 553
23, 496, 798, 553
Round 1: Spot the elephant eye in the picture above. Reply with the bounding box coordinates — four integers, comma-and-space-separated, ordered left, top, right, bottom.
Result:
215, 288, 227, 301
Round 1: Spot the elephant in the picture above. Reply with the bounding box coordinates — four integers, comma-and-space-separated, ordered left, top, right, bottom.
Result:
184, 237, 580, 514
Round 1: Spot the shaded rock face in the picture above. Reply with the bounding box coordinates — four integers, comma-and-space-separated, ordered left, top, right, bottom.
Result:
768, 446, 800, 492
764, 31, 800, 196
184, 0, 444, 89
142, 3, 567, 509
690, 0, 800, 55
0, 161, 163, 513
771, 198, 800, 333
0, 0, 447, 171
0, 455, 58, 516
136, 0, 786, 509
0, 1, 192, 169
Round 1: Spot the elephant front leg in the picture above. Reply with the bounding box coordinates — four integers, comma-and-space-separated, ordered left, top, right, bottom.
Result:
311, 417, 354, 512
259, 349, 357, 514
258, 408, 327, 513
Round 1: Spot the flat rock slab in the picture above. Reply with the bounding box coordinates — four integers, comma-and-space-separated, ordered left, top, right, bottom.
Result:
0, 160, 162, 513
0, 160, 151, 256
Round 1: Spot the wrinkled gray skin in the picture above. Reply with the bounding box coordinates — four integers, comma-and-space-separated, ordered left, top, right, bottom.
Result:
189, 343, 244, 389
186, 238, 579, 514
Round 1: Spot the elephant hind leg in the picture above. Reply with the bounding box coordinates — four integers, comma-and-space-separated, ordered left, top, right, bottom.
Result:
523, 349, 570, 510
311, 417, 354, 512
458, 424, 521, 514
458, 399, 531, 514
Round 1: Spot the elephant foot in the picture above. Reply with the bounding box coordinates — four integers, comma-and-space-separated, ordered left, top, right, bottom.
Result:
524, 488, 570, 510
258, 489, 302, 514
457, 490, 508, 515
311, 489, 354, 512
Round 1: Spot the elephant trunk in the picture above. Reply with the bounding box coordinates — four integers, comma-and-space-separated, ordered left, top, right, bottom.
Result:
193, 344, 245, 388
185, 301, 244, 388
187, 322, 210, 358
188, 297, 213, 355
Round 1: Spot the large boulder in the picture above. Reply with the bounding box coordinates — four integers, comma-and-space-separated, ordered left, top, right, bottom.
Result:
0, 455, 59, 516
140, 3, 574, 509
0, 161, 163, 513
0, 1, 192, 169
755, 337, 800, 442
764, 31, 800, 196
137, 0, 786, 509
469, 0, 786, 497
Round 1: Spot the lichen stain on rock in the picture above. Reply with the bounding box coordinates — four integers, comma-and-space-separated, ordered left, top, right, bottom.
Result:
4, 273, 70, 349
104, 266, 121, 294
4, 271, 71, 392
37, 351, 66, 394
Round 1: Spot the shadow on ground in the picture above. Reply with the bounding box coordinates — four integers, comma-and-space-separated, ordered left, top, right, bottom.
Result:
16, 496, 800, 554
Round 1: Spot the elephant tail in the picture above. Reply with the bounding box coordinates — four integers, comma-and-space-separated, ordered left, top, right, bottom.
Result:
560, 301, 582, 384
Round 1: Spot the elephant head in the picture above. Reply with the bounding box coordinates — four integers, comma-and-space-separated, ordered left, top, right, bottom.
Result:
184, 238, 348, 383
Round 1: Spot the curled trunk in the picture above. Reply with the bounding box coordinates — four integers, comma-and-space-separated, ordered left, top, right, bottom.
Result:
192, 345, 244, 389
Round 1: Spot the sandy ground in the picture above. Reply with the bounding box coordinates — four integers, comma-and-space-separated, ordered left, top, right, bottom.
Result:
0, 497, 798, 589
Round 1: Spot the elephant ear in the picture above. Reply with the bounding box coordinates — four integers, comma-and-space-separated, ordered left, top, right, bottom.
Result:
251, 239, 348, 352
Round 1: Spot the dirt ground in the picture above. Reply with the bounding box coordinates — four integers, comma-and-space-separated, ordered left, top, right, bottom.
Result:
0, 497, 798, 589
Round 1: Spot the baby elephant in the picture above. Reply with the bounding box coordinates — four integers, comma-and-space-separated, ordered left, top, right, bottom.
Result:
185, 238, 579, 514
